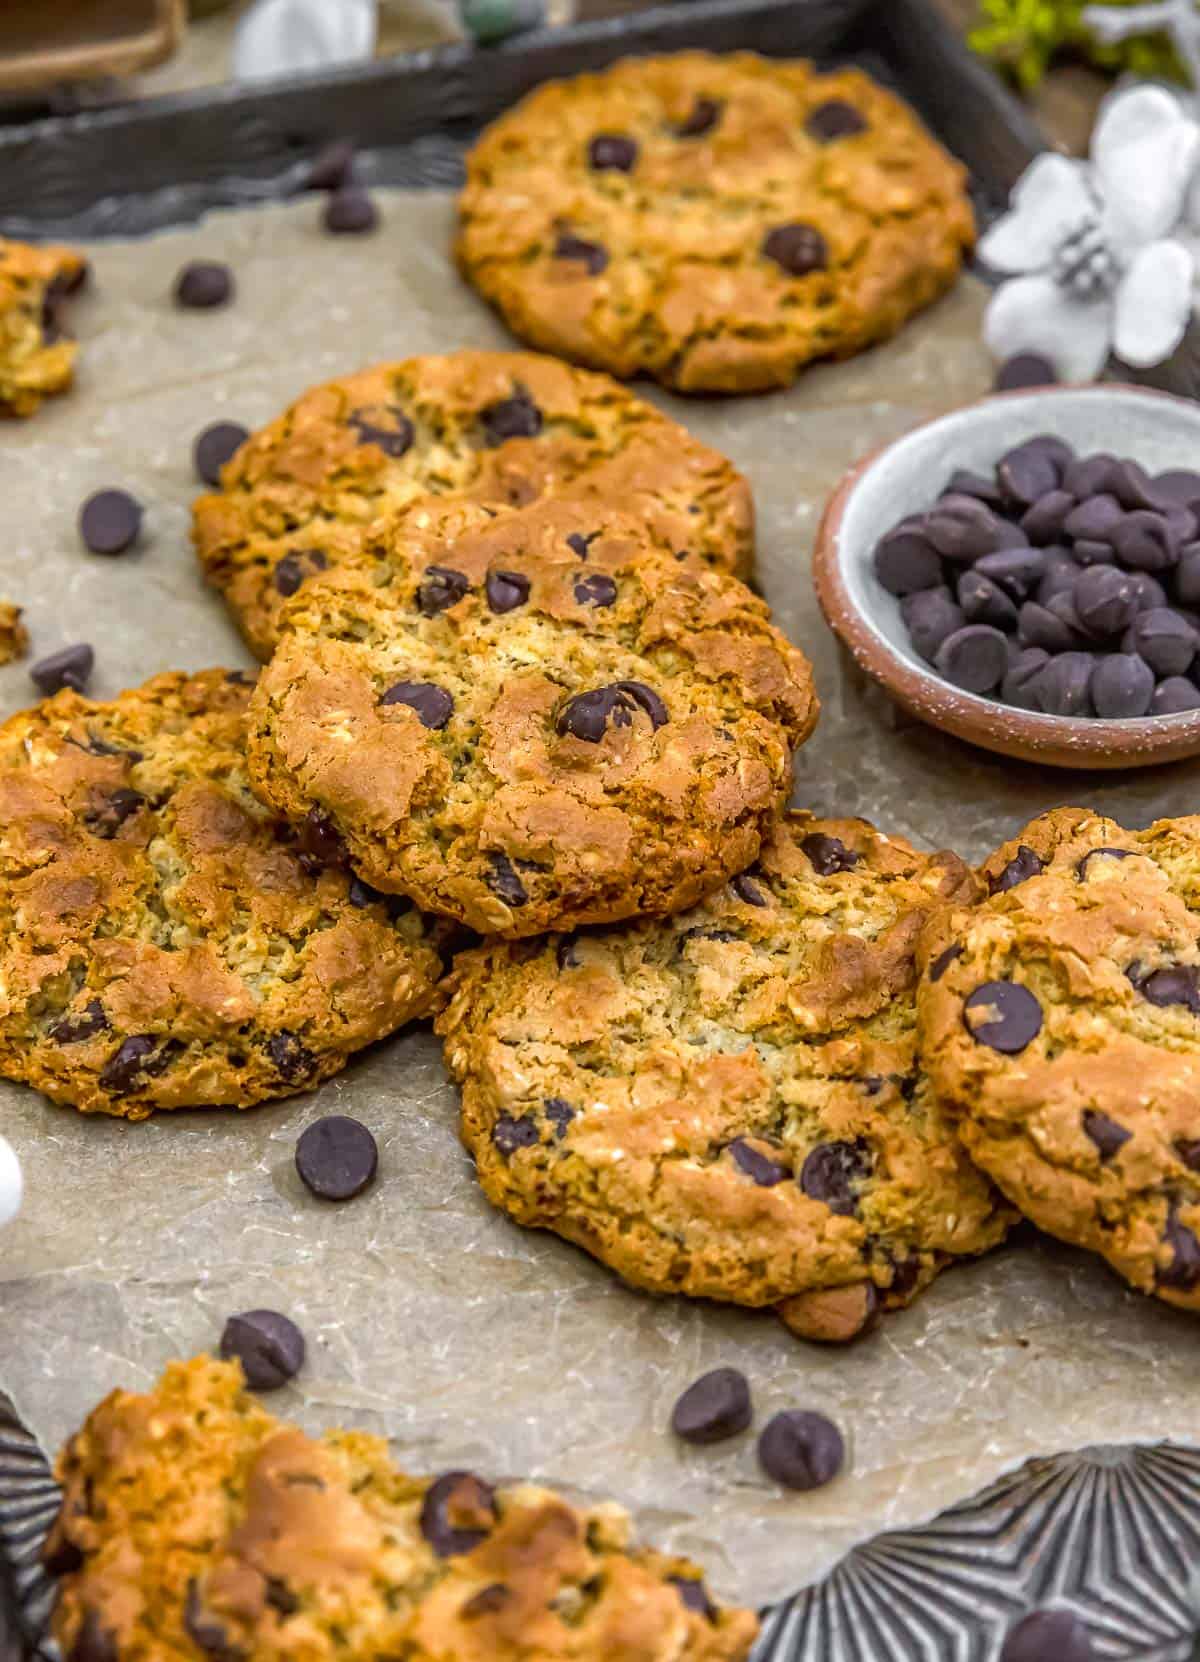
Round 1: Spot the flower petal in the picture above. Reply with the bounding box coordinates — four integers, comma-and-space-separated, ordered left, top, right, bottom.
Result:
978, 155, 1095, 275
984, 273, 1113, 383
1112, 239, 1195, 368
1093, 85, 1200, 249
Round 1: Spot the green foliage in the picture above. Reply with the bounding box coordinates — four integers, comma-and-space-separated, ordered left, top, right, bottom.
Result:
970, 0, 1184, 89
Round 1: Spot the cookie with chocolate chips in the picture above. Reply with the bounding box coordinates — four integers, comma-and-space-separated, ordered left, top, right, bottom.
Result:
457, 52, 974, 394
47, 1355, 758, 1661
919, 806, 1200, 1314
0, 236, 88, 417
0, 670, 446, 1119
437, 813, 1012, 1340
191, 349, 753, 658
246, 498, 816, 937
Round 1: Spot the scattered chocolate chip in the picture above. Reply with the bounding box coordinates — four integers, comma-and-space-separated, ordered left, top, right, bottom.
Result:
273, 549, 327, 597
994, 353, 1058, 393
461, 1584, 509, 1618
574, 572, 617, 607
67, 1611, 120, 1662
556, 680, 668, 742
416, 566, 471, 616
1076, 847, 1134, 880
347, 404, 414, 458
800, 833, 859, 876
671, 1576, 717, 1620
185, 1580, 242, 1662
194, 421, 249, 486
379, 679, 454, 730
1090, 653, 1154, 719
219, 1309, 306, 1390
901, 587, 964, 662
587, 132, 638, 171
419, 1471, 497, 1557
296, 808, 345, 872
671, 1366, 753, 1444
1002, 647, 1051, 710
999, 1608, 1094, 1662
799, 1139, 870, 1216
295, 1114, 378, 1201
481, 390, 543, 446
492, 1113, 540, 1155
323, 186, 378, 233
731, 873, 767, 906
963, 981, 1042, 1053
79, 488, 142, 556
1081, 1109, 1131, 1161
675, 96, 723, 137
50, 1000, 108, 1044
929, 943, 962, 982
486, 852, 528, 907
992, 845, 1044, 893
934, 624, 1009, 693
305, 139, 355, 190
98, 1034, 159, 1094
874, 523, 942, 596
485, 569, 531, 614
85, 787, 146, 839
1034, 651, 1095, 717
757, 1410, 845, 1491
543, 1097, 575, 1137
1129, 962, 1200, 1013
32, 642, 93, 697
174, 260, 233, 309
267, 1030, 316, 1082
728, 1137, 788, 1186
762, 223, 828, 276
1159, 1208, 1200, 1289
1151, 677, 1200, 714
553, 230, 608, 274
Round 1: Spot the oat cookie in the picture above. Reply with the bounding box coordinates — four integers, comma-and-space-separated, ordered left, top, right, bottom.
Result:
438, 813, 1011, 1342
47, 1356, 758, 1662
919, 807, 1200, 1314
0, 236, 88, 416
247, 497, 816, 937
191, 349, 753, 658
0, 670, 446, 1119
457, 53, 974, 394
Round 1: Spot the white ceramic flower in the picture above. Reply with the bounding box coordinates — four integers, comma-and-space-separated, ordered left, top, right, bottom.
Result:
233, 0, 378, 83
981, 86, 1200, 381
0, 1134, 21, 1228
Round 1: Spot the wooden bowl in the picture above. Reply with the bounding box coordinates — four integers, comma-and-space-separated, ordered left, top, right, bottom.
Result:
813, 384, 1200, 771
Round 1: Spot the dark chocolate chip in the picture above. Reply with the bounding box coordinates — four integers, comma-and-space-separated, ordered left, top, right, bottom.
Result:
50, 1000, 108, 1044
1128, 962, 1200, 1013
671, 1576, 717, 1620
1113, 511, 1179, 572
901, 587, 964, 661
728, 1137, 788, 1186
219, 1309, 305, 1391
675, 95, 724, 137
800, 832, 859, 876
926, 499, 1004, 563
806, 99, 868, 141
174, 260, 233, 309
1159, 1209, 1200, 1289
1032, 652, 1094, 717
1002, 647, 1050, 710
99, 1034, 159, 1094
379, 679, 454, 730
1017, 602, 1078, 654
1150, 468, 1200, 509
461, 1584, 509, 1618
1128, 608, 1196, 676
85, 787, 146, 839
929, 943, 962, 982
998, 441, 1062, 507
762, 223, 828, 276
999, 1608, 1094, 1662
874, 524, 942, 596
481, 391, 543, 446
347, 874, 411, 919
264, 1578, 299, 1617
1175, 1137, 1200, 1170
296, 807, 345, 873
194, 421, 249, 486
295, 1114, 378, 1201
1062, 493, 1122, 544
1076, 847, 1134, 880
1034, 552, 1079, 606
555, 936, 580, 970
79, 488, 142, 556
1110, 457, 1162, 511
42, 1530, 84, 1577
485, 569, 531, 613
305, 139, 355, 191
992, 845, 1044, 893
1044, 590, 1087, 642
556, 680, 668, 742
976, 545, 1047, 598
671, 1366, 753, 1444
185, 1580, 243, 1662
267, 1030, 316, 1082
1151, 677, 1200, 714
323, 186, 378, 233
347, 404, 414, 458
574, 572, 617, 608
416, 566, 471, 615
994, 353, 1058, 392
274, 549, 326, 599
1132, 572, 1168, 613
1063, 453, 1121, 500
799, 1139, 870, 1216
958, 570, 1018, 631
757, 1410, 845, 1491
933, 624, 1009, 693
1072, 538, 1117, 568
553, 231, 608, 274
1073, 566, 1138, 638
67, 1611, 120, 1662
492, 1113, 540, 1155
945, 469, 1005, 508
731, 873, 767, 906
486, 852, 528, 907
1081, 1109, 1131, 1161
565, 530, 598, 558
543, 1097, 575, 1138
32, 642, 93, 696
419, 1471, 498, 1557
588, 132, 638, 171
963, 981, 1042, 1053
1090, 653, 1154, 719
1175, 544, 1200, 605
1021, 490, 1074, 545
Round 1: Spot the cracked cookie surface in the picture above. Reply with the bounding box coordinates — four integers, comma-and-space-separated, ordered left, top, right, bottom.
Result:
191, 349, 753, 658
47, 1355, 758, 1662
456, 53, 974, 394
0, 236, 87, 416
919, 807, 1200, 1315
0, 670, 446, 1119
438, 813, 1011, 1341
246, 497, 816, 937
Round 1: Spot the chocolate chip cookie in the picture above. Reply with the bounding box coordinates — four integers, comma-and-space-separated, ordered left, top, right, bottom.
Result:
0, 670, 446, 1119
438, 813, 1012, 1342
457, 53, 974, 394
920, 807, 1200, 1314
192, 349, 754, 658
246, 498, 817, 937
0, 237, 88, 416
47, 1355, 758, 1661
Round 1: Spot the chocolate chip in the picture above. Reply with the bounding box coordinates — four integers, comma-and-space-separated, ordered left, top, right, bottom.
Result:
492, 1113, 539, 1155
1110, 457, 1161, 510
945, 469, 1005, 508
555, 936, 579, 970
1159, 1209, 1200, 1289
461, 1584, 509, 1618
1076, 847, 1134, 880
1062, 493, 1121, 545
296, 807, 345, 872
379, 680, 454, 730
556, 680, 668, 742
185, 1581, 243, 1662
1063, 453, 1121, 500
485, 569, 531, 613
806, 98, 868, 141
32, 642, 93, 697
1034, 552, 1079, 606
998, 441, 1062, 507
347, 874, 410, 919
588, 132, 638, 171
929, 943, 962, 982
50, 1000, 108, 1044
900, 587, 964, 661
267, 1030, 316, 1082
416, 566, 471, 616
1072, 538, 1117, 568
295, 1115, 378, 1201
99, 1034, 159, 1093
999, 1608, 1094, 1662
1021, 490, 1074, 545
574, 573, 617, 607
1129, 608, 1196, 676
194, 421, 249, 486
1129, 962, 1200, 1012
1033, 652, 1095, 717
994, 353, 1058, 392
874, 524, 942, 596
486, 852, 528, 907
731, 873, 767, 906
1175, 544, 1200, 605
992, 845, 1044, 893
1150, 468, 1200, 510
671, 1577, 717, 1620
323, 186, 378, 233
1090, 653, 1154, 719
671, 1366, 753, 1444
933, 624, 1009, 693
976, 545, 1048, 598
1073, 566, 1138, 638
1130, 571, 1168, 612
79, 488, 142, 556
799, 1139, 870, 1216
565, 530, 598, 558
420, 1471, 497, 1557
86, 787, 146, 839
927, 500, 1005, 563
543, 1097, 575, 1138
1002, 647, 1050, 710
553, 231, 608, 274
263, 1578, 299, 1617
728, 1138, 788, 1186
1017, 602, 1077, 654
964, 981, 1042, 1053
1176, 1138, 1200, 1170
347, 405, 414, 458
219, 1309, 305, 1390
305, 139, 355, 191
1151, 677, 1200, 714
273, 549, 327, 597
41, 1530, 84, 1577
1113, 511, 1179, 572
676, 96, 723, 137
67, 1611, 120, 1662
1081, 1109, 1131, 1161
174, 260, 233, 308
958, 570, 1018, 631
757, 1410, 845, 1491
762, 223, 828, 276
1044, 590, 1087, 643
481, 391, 543, 446
800, 833, 859, 876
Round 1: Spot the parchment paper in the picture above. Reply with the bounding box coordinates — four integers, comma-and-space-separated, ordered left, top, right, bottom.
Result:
2, 192, 1199, 1613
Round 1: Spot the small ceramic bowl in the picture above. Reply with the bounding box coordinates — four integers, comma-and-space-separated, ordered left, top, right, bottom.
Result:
814, 384, 1200, 770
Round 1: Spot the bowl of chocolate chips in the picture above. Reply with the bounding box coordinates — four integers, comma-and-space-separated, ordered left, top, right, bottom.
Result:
814, 384, 1200, 768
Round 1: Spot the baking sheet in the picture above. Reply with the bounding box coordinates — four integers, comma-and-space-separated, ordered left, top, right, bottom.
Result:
2, 192, 1199, 1615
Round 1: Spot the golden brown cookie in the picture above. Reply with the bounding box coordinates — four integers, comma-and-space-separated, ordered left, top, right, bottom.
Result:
0, 601, 28, 664
0, 236, 87, 416
919, 807, 1200, 1315
246, 497, 816, 937
438, 813, 1012, 1342
191, 349, 754, 658
0, 670, 447, 1119
457, 53, 974, 394
47, 1355, 758, 1662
